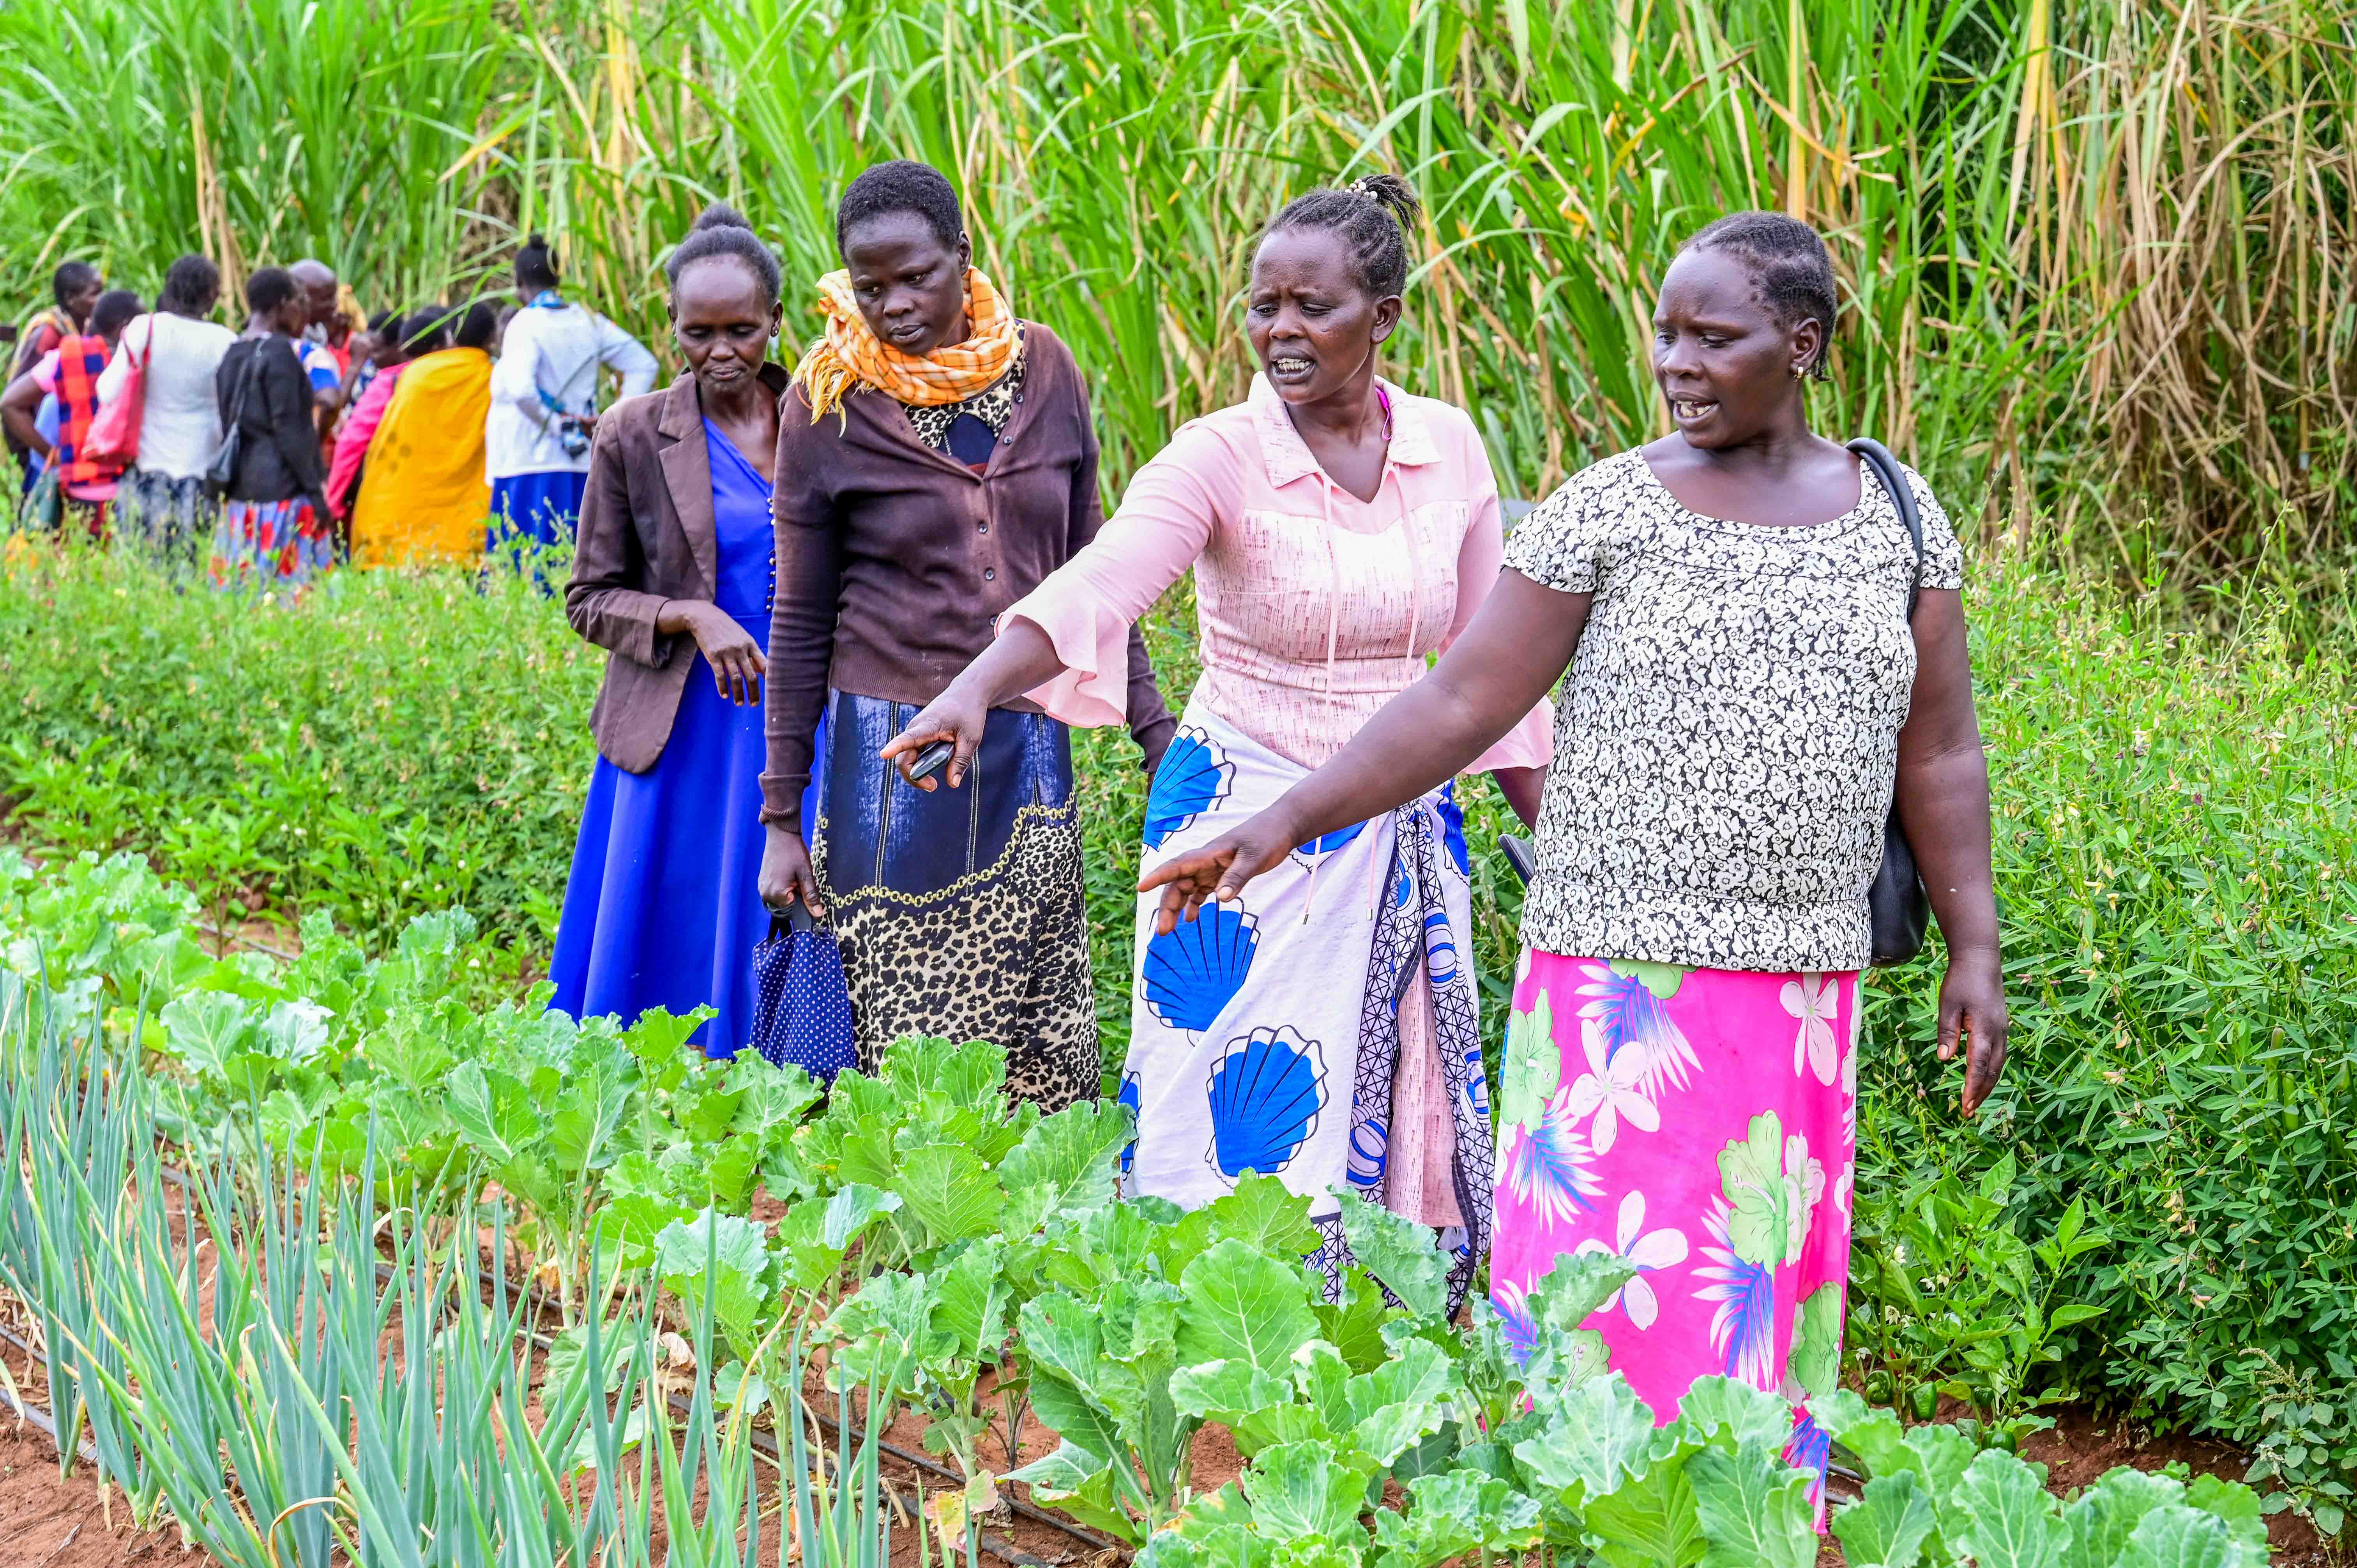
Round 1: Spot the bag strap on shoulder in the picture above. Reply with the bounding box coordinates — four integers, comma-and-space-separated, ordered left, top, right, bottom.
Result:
1846, 436, 1922, 621
231, 339, 267, 422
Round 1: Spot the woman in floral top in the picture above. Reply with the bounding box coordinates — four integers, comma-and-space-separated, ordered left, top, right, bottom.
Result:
1143, 211, 2008, 1526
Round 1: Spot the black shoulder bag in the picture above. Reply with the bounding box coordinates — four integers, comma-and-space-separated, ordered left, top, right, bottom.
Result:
203, 339, 262, 500
1846, 436, 1931, 966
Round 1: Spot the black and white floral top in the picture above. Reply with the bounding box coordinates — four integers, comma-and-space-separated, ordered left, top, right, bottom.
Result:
1502, 447, 1966, 973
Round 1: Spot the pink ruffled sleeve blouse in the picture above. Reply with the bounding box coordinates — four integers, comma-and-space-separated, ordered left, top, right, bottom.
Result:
1001, 374, 1552, 774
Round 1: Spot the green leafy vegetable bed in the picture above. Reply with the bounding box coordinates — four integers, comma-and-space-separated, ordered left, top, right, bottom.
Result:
0, 852, 2283, 1563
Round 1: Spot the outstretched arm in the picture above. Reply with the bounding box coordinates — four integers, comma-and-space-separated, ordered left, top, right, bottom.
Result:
880, 427, 1232, 789
1893, 587, 2008, 1114
1140, 569, 1587, 930
876, 620, 1068, 790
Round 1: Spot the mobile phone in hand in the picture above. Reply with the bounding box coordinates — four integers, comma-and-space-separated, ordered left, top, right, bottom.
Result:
908, 740, 956, 783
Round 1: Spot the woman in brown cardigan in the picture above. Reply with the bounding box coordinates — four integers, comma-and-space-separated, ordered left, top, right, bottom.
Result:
757, 160, 1173, 1109
551, 206, 800, 1056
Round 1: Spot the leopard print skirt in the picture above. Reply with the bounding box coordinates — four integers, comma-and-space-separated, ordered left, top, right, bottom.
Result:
811, 691, 1099, 1111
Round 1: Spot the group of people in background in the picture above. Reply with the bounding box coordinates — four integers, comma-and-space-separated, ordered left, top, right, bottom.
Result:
540, 159, 2009, 1530
2, 235, 658, 591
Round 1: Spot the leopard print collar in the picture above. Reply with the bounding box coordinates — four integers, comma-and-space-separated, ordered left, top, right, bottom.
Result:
903, 339, 1027, 452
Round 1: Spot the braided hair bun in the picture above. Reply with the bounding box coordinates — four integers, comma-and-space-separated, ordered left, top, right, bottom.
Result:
1682, 211, 1841, 380
666, 201, 783, 308
1264, 173, 1424, 298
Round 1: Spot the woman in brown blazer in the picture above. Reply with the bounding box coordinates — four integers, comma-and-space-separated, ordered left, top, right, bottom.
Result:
550, 206, 802, 1057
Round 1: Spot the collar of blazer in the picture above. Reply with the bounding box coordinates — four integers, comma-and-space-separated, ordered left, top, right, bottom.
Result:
654, 362, 789, 600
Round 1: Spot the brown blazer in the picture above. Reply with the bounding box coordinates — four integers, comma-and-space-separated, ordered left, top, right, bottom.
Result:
566, 362, 792, 773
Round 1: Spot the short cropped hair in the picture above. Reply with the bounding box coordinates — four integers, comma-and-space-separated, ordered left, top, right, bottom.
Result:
245, 267, 298, 316
835, 160, 963, 255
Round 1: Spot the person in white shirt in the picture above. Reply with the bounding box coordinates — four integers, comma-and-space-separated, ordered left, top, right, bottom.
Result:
98, 255, 237, 559
485, 233, 658, 563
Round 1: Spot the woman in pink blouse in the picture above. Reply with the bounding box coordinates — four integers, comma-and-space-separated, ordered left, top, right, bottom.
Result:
326, 307, 438, 523
883, 175, 1549, 1302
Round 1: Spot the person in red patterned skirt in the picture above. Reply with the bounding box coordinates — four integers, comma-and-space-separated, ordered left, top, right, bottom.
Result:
1, 287, 142, 537
207, 268, 336, 593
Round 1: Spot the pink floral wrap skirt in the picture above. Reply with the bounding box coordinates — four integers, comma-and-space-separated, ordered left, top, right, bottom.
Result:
1489, 949, 1858, 1512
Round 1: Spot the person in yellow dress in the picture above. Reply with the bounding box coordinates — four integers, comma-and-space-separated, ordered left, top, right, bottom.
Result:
349, 300, 500, 567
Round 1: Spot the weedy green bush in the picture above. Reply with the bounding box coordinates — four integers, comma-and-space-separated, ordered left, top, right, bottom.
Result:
1855, 574, 2357, 1530
0, 541, 599, 946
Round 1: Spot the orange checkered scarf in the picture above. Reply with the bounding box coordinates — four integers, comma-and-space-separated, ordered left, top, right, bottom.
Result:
792, 266, 1020, 424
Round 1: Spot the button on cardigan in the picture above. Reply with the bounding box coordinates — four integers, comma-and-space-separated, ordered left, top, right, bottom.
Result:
760, 321, 1176, 822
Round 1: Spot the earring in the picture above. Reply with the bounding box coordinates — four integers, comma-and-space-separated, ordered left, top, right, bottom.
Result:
1791, 363, 1806, 379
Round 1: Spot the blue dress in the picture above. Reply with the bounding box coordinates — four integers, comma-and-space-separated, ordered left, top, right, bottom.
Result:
489, 470, 590, 551
548, 418, 819, 1056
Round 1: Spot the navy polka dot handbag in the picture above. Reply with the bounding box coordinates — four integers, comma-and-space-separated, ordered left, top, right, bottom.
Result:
749, 903, 857, 1082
